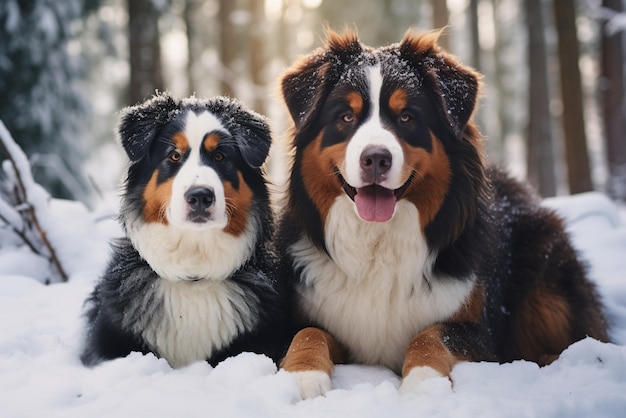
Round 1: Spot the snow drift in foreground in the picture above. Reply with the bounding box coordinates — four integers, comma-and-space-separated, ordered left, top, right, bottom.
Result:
0, 192, 625, 418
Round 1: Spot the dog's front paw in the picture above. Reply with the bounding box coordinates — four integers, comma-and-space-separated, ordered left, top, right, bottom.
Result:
291, 370, 332, 399
398, 366, 452, 397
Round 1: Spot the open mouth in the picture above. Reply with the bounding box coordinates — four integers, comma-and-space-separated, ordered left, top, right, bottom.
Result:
335, 168, 415, 222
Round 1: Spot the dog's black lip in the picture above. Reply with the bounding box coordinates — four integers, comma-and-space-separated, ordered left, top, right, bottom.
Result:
334, 167, 416, 201
335, 168, 357, 200
393, 170, 416, 199
187, 214, 211, 223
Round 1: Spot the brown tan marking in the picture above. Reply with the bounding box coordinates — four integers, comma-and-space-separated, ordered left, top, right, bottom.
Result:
300, 134, 347, 223
223, 172, 253, 236
172, 132, 190, 153
400, 29, 474, 77
346, 91, 364, 117
511, 287, 572, 365
281, 327, 346, 375
401, 324, 460, 379
400, 30, 442, 56
203, 132, 221, 153
143, 170, 173, 224
400, 134, 452, 230
401, 284, 486, 379
326, 29, 361, 53
389, 89, 408, 115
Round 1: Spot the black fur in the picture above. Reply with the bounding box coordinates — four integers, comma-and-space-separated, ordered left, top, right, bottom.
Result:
277, 30, 609, 372
480, 167, 610, 361
82, 239, 290, 366
81, 93, 291, 367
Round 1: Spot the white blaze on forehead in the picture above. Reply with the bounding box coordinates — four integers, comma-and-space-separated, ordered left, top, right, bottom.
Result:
126, 110, 257, 282
183, 111, 226, 150
343, 65, 405, 190
168, 111, 229, 229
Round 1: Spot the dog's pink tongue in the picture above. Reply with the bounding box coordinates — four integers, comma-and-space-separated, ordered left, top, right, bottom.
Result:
354, 185, 396, 222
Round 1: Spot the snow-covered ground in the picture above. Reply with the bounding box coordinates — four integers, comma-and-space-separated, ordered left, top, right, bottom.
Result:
0, 191, 625, 418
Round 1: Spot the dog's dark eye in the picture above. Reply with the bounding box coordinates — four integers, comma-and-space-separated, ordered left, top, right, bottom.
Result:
341, 112, 355, 123
168, 151, 182, 163
213, 152, 225, 162
399, 113, 412, 123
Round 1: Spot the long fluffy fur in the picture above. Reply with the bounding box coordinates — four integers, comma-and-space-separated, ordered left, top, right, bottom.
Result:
82, 93, 291, 368
277, 29, 609, 398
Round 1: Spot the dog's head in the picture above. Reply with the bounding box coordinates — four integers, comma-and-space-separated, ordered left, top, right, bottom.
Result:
118, 93, 271, 236
281, 29, 485, 250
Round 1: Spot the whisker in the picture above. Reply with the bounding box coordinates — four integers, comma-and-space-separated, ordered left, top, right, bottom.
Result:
158, 200, 169, 220
224, 197, 240, 216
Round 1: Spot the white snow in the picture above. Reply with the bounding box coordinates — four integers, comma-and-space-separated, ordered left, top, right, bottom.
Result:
1, 191, 626, 417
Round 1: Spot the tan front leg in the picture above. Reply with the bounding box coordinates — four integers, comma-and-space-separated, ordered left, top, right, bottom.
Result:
399, 324, 459, 396
281, 327, 345, 399
401, 324, 458, 378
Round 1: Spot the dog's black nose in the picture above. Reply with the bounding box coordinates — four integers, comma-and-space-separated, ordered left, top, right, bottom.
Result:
360, 146, 392, 183
185, 186, 215, 212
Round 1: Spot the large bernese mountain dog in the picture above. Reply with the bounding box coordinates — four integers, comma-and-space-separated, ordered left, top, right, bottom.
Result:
277, 30, 609, 398
81, 93, 290, 368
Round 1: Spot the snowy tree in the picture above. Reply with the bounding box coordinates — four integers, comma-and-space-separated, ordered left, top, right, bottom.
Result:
0, 0, 99, 201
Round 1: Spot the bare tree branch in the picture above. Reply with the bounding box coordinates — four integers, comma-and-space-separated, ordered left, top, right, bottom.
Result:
0, 198, 43, 256
0, 120, 68, 282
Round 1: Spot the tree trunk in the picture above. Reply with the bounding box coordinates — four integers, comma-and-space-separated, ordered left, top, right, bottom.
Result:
248, 0, 265, 115
431, 0, 450, 51
127, 0, 164, 104
525, 0, 556, 196
601, 0, 626, 201
219, 0, 237, 97
489, 0, 513, 167
469, 0, 482, 71
183, 0, 199, 96
552, 0, 592, 193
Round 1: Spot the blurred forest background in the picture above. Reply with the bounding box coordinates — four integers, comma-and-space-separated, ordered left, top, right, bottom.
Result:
1, 0, 626, 207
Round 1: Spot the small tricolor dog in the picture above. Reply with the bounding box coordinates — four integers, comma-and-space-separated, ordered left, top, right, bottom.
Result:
81, 93, 289, 368
277, 30, 609, 398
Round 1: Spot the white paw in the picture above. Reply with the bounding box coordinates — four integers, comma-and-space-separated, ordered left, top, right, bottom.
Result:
290, 370, 332, 399
398, 366, 452, 397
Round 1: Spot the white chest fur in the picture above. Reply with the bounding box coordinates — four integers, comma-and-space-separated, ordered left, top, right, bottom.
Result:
141, 278, 255, 368
290, 196, 474, 373
125, 218, 258, 368
127, 219, 255, 282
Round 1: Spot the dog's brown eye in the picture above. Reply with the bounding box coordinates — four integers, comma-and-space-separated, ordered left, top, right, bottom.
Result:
341, 113, 355, 123
214, 152, 225, 162
399, 113, 412, 123
168, 151, 182, 163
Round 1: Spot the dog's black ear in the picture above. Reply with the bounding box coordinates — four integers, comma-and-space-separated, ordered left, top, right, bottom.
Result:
118, 93, 179, 162
232, 108, 271, 168
281, 29, 362, 132
399, 30, 480, 137
281, 56, 331, 132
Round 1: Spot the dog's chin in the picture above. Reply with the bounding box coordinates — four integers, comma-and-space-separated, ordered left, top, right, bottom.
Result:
335, 169, 415, 223
178, 219, 227, 231
167, 213, 228, 231
179, 276, 209, 283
